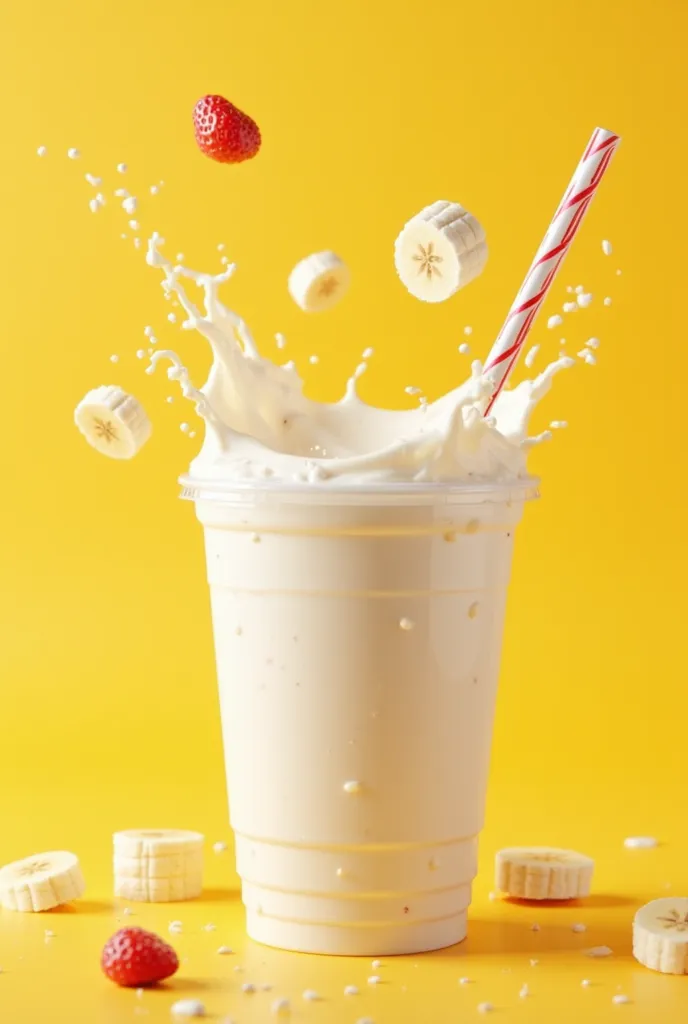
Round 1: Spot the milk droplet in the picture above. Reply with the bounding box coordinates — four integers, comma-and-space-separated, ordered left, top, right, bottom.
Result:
399, 617, 415, 631
180, 423, 190, 434
217, 945, 232, 955
170, 999, 206, 1017
603, 296, 612, 306
110, 355, 119, 363
136, 349, 146, 359
602, 239, 612, 255
85, 173, 102, 186
524, 345, 539, 368
547, 314, 563, 329
519, 984, 529, 998
309, 355, 319, 364
67, 148, 81, 159
150, 185, 159, 195
362, 347, 374, 359
271, 998, 290, 1015
117, 163, 128, 173
213, 841, 227, 853
302, 990, 320, 1001
612, 995, 631, 1005
463, 325, 473, 335
405, 386, 421, 395
168, 313, 177, 323
343, 780, 362, 795
344, 985, 359, 995
37, 146, 47, 157
624, 836, 658, 849
458, 343, 470, 355
477, 1003, 494, 1014
122, 196, 137, 214
571, 923, 587, 933
563, 301, 577, 313
577, 292, 593, 308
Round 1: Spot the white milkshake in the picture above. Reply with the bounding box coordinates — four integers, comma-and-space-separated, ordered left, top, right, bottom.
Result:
142, 236, 571, 954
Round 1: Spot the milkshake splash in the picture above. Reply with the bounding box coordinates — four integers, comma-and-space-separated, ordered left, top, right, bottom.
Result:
144, 233, 573, 488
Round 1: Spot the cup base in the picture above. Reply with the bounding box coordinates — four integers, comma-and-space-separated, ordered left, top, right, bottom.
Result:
246, 908, 467, 956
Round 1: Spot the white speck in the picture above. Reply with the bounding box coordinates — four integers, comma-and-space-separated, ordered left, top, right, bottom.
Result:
586, 337, 600, 349
168, 920, 183, 933
468, 602, 479, 620
343, 780, 362, 795
85, 173, 102, 186
217, 243, 225, 251
612, 995, 631, 1005
122, 196, 137, 214
133, 238, 141, 249
531, 922, 541, 932
547, 314, 563, 329
577, 292, 593, 308
477, 1003, 494, 1014
371, 960, 382, 969
616, 268, 622, 275
362, 347, 374, 359
624, 836, 658, 849
150, 185, 159, 195
217, 946, 233, 955
44, 929, 55, 938
220, 256, 229, 265
399, 617, 415, 631
129, 219, 139, 230
37, 146, 47, 157
549, 420, 567, 429
67, 148, 81, 159
578, 350, 597, 365
115, 188, 129, 198
459, 343, 470, 354
89, 199, 100, 214
176, 253, 185, 262
575, 285, 585, 294
581, 979, 592, 987
524, 344, 539, 368
242, 983, 256, 994
519, 984, 529, 998
604, 296, 612, 306
368, 975, 382, 985
571, 923, 587, 933
459, 977, 473, 985
566, 285, 574, 293
110, 355, 120, 363
463, 325, 473, 335
117, 163, 128, 174
123, 907, 132, 915
309, 355, 319, 364
302, 990, 320, 1001
271, 999, 290, 1015
180, 423, 191, 434
530, 959, 539, 967
585, 946, 613, 958
335, 867, 345, 878
136, 349, 146, 360
344, 985, 359, 995
405, 386, 421, 395
602, 239, 612, 255
165, 396, 174, 405
189, 431, 196, 439
168, 313, 177, 323
488, 891, 498, 901
171, 1000, 206, 1018
203, 923, 216, 932
563, 301, 578, 313
275, 333, 287, 349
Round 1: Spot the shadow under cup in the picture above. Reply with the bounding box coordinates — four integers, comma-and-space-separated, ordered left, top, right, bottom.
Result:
182, 476, 538, 955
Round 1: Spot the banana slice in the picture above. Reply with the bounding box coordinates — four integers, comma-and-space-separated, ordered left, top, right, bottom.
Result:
633, 898, 688, 974
74, 386, 152, 459
288, 251, 350, 312
113, 830, 204, 903
495, 847, 594, 900
0, 851, 85, 912
394, 200, 488, 303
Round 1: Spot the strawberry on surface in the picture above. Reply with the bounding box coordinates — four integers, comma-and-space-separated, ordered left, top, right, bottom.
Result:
101, 927, 179, 987
193, 94, 261, 164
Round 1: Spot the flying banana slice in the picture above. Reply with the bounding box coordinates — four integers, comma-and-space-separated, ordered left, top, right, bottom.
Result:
495, 847, 594, 900
633, 898, 688, 974
74, 386, 152, 459
394, 200, 488, 303
288, 251, 350, 312
0, 851, 85, 912
113, 830, 204, 903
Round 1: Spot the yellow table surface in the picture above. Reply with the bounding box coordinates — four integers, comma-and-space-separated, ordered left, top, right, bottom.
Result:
2, 0, 688, 1020
1, 778, 685, 1023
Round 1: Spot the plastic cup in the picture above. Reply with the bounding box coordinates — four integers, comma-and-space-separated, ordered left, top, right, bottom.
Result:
181, 476, 537, 955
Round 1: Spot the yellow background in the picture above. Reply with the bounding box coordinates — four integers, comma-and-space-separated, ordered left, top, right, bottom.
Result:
1, 1, 687, 1021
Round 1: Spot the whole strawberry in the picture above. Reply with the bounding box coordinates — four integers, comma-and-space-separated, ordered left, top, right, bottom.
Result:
101, 927, 179, 987
193, 94, 261, 164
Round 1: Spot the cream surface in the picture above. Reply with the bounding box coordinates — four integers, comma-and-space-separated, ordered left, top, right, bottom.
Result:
146, 235, 573, 485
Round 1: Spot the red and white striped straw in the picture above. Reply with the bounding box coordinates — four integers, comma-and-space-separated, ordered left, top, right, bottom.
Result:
482, 126, 620, 415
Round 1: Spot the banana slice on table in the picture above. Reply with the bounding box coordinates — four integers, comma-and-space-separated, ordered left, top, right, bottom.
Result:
634, 898, 688, 974
495, 846, 594, 900
0, 851, 85, 912
74, 386, 152, 459
394, 200, 488, 303
113, 830, 204, 903
288, 251, 350, 312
